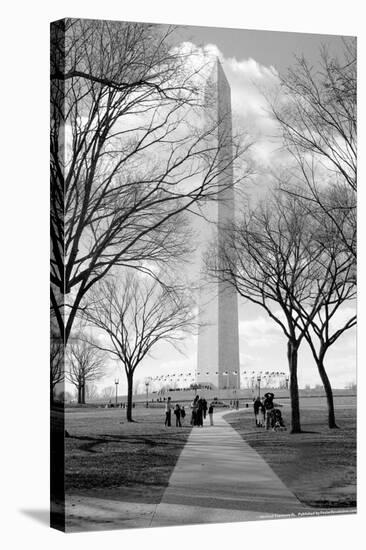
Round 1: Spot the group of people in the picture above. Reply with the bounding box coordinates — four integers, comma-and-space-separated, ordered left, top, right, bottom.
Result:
253, 392, 286, 431
164, 392, 286, 431
164, 395, 214, 427
190, 395, 215, 426
164, 398, 186, 427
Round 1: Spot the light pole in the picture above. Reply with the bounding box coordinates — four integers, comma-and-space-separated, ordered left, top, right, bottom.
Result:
232, 370, 239, 408
114, 378, 119, 407
257, 373, 262, 399
145, 379, 150, 408
222, 371, 228, 403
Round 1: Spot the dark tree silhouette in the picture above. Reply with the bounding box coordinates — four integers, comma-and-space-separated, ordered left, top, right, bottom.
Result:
66, 338, 105, 404
209, 194, 326, 433
81, 271, 195, 421
210, 189, 356, 431
271, 38, 356, 258
291, 213, 356, 428
50, 335, 64, 404
50, 19, 250, 345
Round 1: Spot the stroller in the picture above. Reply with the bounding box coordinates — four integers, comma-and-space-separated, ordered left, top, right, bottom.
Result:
268, 408, 286, 431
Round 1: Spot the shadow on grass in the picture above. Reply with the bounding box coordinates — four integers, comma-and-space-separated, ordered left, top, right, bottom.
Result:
101, 433, 189, 448
307, 500, 356, 509
67, 432, 188, 453
291, 430, 321, 435
67, 434, 114, 453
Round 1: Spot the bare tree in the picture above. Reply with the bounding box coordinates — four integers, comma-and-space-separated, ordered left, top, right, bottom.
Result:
66, 338, 106, 404
85, 383, 99, 402
271, 39, 356, 258
100, 385, 115, 401
81, 271, 195, 421
291, 214, 356, 428
50, 19, 250, 344
210, 194, 326, 433
50, 335, 64, 404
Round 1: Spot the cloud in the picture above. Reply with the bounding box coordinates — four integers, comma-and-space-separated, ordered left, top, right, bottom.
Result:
328, 306, 357, 334
222, 55, 281, 167
239, 315, 283, 348
167, 41, 283, 172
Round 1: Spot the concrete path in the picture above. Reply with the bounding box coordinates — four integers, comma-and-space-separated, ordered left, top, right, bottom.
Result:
66, 409, 307, 531
150, 409, 306, 527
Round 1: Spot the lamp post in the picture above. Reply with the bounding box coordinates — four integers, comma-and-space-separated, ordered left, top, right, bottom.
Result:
222, 371, 228, 403
257, 373, 262, 399
114, 378, 119, 407
232, 370, 239, 408
145, 379, 150, 408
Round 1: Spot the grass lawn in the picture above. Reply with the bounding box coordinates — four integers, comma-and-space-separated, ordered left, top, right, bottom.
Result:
65, 406, 191, 503
225, 397, 356, 509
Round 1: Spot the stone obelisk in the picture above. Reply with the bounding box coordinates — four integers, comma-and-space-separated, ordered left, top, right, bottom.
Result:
196, 59, 240, 391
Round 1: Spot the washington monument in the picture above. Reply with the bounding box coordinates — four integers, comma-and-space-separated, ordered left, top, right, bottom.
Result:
196, 59, 240, 391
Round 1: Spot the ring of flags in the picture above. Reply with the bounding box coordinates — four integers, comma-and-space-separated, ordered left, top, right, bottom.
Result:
139, 370, 289, 392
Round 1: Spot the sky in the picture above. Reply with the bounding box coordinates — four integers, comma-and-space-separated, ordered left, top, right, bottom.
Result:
174, 25, 349, 74
66, 25, 356, 398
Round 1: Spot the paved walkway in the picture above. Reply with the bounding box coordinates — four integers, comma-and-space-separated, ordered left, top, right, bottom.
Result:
66, 409, 306, 531
150, 409, 306, 527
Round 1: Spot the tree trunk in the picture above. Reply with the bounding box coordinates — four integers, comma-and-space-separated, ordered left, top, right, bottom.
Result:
77, 384, 82, 404
126, 371, 134, 422
81, 383, 86, 405
316, 352, 339, 429
50, 382, 54, 406
287, 340, 302, 433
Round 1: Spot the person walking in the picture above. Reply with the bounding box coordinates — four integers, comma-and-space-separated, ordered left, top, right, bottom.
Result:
191, 395, 199, 425
208, 403, 214, 426
202, 398, 208, 419
196, 398, 204, 426
181, 406, 186, 424
174, 404, 182, 427
165, 397, 172, 427
263, 392, 275, 430
253, 396, 264, 427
